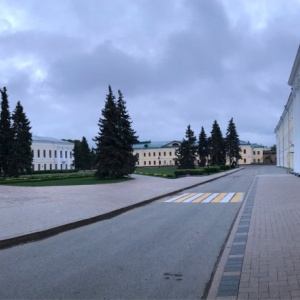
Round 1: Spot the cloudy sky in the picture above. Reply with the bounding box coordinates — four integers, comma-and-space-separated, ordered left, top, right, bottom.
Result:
0, 0, 300, 147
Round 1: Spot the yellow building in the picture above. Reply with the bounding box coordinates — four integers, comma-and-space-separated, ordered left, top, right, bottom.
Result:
133, 141, 180, 167
238, 141, 265, 165
134, 140, 265, 167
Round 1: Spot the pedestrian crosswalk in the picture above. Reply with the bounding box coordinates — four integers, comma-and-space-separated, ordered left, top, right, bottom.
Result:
164, 192, 244, 203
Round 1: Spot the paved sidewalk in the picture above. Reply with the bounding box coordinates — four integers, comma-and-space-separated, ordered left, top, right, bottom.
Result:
0, 168, 240, 248
208, 171, 300, 300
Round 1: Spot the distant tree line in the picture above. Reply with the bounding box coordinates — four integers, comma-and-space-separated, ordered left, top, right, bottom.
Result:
176, 118, 241, 169
0, 87, 33, 177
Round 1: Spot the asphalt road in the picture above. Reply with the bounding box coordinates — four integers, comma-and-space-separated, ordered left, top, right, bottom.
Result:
0, 167, 268, 299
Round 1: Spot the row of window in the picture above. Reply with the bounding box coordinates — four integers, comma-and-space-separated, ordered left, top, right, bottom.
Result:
137, 160, 174, 166
143, 151, 174, 157
253, 151, 261, 155
33, 163, 72, 171
36, 149, 72, 159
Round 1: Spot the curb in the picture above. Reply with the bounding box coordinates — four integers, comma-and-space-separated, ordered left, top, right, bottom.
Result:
0, 167, 244, 250
205, 169, 257, 299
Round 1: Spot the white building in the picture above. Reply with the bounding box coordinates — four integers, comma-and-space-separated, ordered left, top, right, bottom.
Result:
275, 46, 300, 172
31, 136, 74, 171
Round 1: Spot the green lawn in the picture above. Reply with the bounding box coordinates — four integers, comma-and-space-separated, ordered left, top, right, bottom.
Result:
0, 172, 131, 186
134, 166, 178, 178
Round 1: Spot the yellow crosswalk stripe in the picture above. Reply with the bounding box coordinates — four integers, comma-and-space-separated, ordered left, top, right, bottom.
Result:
211, 193, 227, 203
192, 193, 211, 203
231, 192, 244, 202
164, 192, 244, 203
174, 193, 197, 202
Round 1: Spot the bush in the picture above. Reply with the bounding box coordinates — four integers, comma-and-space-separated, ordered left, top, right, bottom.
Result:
31, 169, 78, 175
219, 165, 231, 171
204, 166, 220, 174
174, 169, 205, 178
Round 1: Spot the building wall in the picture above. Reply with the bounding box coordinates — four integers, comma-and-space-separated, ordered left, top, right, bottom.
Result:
275, 46, 299, 172
133, 148, 177, 167
134, 141, 265, 167
31, 137, 74, 171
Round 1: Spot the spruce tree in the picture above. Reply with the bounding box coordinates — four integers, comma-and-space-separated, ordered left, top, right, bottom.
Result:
0, 87, 13, 177
176, 125, 197, 169
210, 120, 225, 165
94, 86, 123, 178
10, 101, 33, 177
73, 139, 82, 170
225, 118, 241, 165
198, 126, 208, 167
116, 90, 138, 176
80, 136, 91, 170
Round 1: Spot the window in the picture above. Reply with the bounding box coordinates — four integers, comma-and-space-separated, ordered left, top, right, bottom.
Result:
65, 151, 67, 158
253, 151, 256, 155
154, 161, 156, 165
169, 151, 172, 156
144, 161, 146, 165
243, 149, 246, 154
253, 159, 256, 163
61, 164, 63, 170
149, 161, 151, 165
258, 159, 260, 163
159, 160, 161, 165
38, 164, 40, 170
164, 152, 166, 156
164, 160, 166, 165
49, 150, 52, 158
158, 152, 161, 156
153, 152, 156, 157
65, 164, 68, 169
244, 159, 246, 163
144, 153, 146, 157
70, 151, 72, 158
148, 152, 151, 157
257, 151, 260, 155
43, 150, 46, 158
60, 151, 63, 158
55, 164, 57, 170
55, 150, 57, 158
44, 164, 46, 170
37, 150, 40, 158
50, 164, 52, 170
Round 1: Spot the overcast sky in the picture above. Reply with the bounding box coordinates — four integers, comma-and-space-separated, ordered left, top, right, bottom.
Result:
1, 0, 300, 147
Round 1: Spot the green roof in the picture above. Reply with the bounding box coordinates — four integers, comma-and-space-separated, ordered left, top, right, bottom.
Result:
133, 141, 180, 150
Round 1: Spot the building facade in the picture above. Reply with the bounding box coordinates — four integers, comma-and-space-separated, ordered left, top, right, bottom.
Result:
133, 141, 180, 167
275, 46, 300, 172
31, 136, 74, 171
133, 140, 265, 167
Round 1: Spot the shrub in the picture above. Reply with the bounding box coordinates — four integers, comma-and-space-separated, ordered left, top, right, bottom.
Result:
174, 169, 205, 178
204, 166, 220, 174
219, 165, 231, 171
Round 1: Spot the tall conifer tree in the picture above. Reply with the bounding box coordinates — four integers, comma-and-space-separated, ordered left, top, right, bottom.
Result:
94, 85, 121, 178
210, 120, 225, 165
94, 86, 138, 178
116, 90, 138, 176
198, 126, 208, 167
10, 101, 33, 177
80, 136, 91, 170
176, 125, 197, 169
0, 87, 13, 177
225, 118, 241, 165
